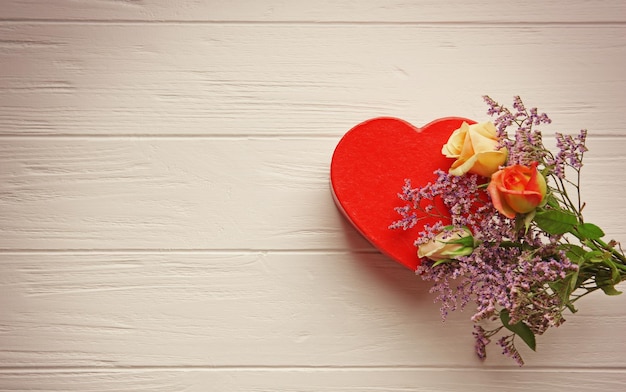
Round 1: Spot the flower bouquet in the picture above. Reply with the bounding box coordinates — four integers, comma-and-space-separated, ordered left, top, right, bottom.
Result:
391, 96, 626, 365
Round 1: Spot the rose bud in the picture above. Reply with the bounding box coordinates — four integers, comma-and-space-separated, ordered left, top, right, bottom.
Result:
442, 121, 508, 178
487, 162, 547, 218
418, 226, 476, 262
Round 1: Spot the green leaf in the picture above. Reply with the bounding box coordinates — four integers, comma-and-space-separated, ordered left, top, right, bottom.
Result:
545, 193, 560, 209
561, 244, 586, 265
606, 259, 622, 284
548, 268, 580, 313
595, 269, 623, 296
447, 235, 475, 248
523, 210, 536, 234
563, 271, 580, 300
568, 270, 580, 293
576, 223, 605, 240
600, 284, 623, 296
584, 250, 605, 263
431, 258, 454, 267
500, 310, 536, 351
549, 279, 570, 306
534, 209, 578, 235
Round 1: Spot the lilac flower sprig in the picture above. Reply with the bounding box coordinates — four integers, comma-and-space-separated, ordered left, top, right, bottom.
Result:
392, 96, 626, 366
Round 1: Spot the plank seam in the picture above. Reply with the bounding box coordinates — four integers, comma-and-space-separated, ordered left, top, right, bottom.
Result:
0, 365, 625, 373
0, 249, 380, 254
0, 20, 625, 26
0, 134, 623, 139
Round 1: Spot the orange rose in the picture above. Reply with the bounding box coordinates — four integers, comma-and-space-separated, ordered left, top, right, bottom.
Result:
442, 122, 507, 177
487, 162, 547, 218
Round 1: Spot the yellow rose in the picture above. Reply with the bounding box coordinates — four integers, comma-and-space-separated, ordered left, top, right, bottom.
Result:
442, 122, 507, 177
418, 227, 475, 262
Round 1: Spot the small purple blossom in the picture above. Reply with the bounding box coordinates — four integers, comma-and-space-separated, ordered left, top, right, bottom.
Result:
472, 325, 490, 360
546, 130, 588, 179
497, 335, 525, 366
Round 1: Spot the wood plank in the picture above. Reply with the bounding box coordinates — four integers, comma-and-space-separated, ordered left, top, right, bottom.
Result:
0, 137, 367, 250
0, 251, 625, 368
2, 0, 624, 22
0, 24, 624, 136
1, 137, 625, 250
1, 368, 625, 391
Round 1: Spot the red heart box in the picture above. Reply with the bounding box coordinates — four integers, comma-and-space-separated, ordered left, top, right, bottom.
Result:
330, 117, 475, 270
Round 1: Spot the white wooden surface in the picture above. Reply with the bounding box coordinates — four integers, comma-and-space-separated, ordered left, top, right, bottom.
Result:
1, 1, 626, 390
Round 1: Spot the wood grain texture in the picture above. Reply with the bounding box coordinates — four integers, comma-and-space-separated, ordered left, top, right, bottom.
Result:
2, 0, 626, 389
1, 137, 625, 250
2, 0, 625, 22
1, 252, 625, 369
1, 369, 625, 392
0, 24, 624, 136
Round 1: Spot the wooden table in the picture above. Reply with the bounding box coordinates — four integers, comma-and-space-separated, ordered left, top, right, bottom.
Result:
1, 1, 625, 390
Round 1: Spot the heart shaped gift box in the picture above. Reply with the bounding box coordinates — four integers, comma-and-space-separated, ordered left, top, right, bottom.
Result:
330, 117, 475, 270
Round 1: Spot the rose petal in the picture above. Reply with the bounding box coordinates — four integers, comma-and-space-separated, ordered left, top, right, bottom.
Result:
487, 170, 517, 218
441, 123, 468, 157
468, 123, 499, 153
